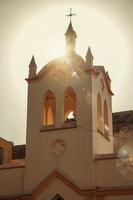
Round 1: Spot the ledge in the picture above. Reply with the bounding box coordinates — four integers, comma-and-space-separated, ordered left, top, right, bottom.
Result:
95, 153, 118, 160
95, 153, 129, 161
0, 159, 25, 170
40, 121, 77, 132
97, 129, 110, 141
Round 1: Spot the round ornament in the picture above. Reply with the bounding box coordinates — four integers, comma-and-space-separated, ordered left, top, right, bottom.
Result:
51, 139, 66, 157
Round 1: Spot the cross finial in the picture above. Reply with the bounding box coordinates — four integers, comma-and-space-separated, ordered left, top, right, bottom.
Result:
66, 8, 76, 22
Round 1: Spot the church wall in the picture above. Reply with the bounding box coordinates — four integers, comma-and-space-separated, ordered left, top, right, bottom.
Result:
24, 72, 95, 193
25, 128, 94, 193
0, 167, 24, 196
95, 159, 133, 187
95, 133, 113, 154
92, 72, 113, 155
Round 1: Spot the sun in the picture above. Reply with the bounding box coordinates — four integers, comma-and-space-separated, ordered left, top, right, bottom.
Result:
9, 6, 130, 111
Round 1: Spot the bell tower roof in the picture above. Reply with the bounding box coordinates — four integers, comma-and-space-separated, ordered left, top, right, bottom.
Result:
28, 55, 37, 78
85, 46, 94, 67
65, 21, 77, 37
29, 55, 37, 67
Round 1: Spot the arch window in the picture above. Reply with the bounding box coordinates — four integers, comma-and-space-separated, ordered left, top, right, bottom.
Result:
0, 147, 4, 165
51, 194, 64, 200
44, 90, 56, 126
104, 100, 109, 137
64, 87, 76, 123
97, 93, 103, 132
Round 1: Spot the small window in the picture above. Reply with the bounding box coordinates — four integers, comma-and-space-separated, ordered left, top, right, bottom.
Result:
44, 90, 56, 126
97, 93, 103, 132
0, 147, 4, 165
104, 100, 109, 137
64, 87, 76, 123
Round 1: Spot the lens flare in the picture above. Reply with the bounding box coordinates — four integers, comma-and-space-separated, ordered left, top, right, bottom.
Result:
116, 142, 133, 180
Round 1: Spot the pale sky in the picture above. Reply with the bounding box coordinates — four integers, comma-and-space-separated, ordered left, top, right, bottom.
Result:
0, 0, 133, 144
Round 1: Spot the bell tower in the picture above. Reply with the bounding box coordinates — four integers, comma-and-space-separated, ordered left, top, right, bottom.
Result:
24, 12, 114, 198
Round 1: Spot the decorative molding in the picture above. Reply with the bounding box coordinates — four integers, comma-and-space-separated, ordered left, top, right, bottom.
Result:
40, 123, 77, 132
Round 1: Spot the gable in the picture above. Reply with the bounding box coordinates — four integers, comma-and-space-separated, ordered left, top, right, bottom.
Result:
88, 67, 114, 96
22, 170, 93, 200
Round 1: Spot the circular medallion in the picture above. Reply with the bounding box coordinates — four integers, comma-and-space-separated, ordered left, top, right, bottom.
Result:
51, 139, 66, 157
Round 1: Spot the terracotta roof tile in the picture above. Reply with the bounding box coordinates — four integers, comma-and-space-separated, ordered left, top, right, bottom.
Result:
113, 110, 133, 132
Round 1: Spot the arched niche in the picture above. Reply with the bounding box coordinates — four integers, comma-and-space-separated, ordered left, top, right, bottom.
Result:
104, 99, 109, 137
64, 87, 76, 123
44, 90, 56, 126
97, 93, 103, 133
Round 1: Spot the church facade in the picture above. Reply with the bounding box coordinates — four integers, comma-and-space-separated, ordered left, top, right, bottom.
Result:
0, 20, 133, 200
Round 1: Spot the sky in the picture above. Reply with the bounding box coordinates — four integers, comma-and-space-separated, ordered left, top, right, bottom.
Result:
0, 0, 133, 144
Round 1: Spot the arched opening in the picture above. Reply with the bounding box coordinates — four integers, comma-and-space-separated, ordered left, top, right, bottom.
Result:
44, 90, 56, 126
0, 147, 4, 165
64, 87, 76, 123
97, 93, 103, 132
51, 194, 64, 200
104, 100, 109, 137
